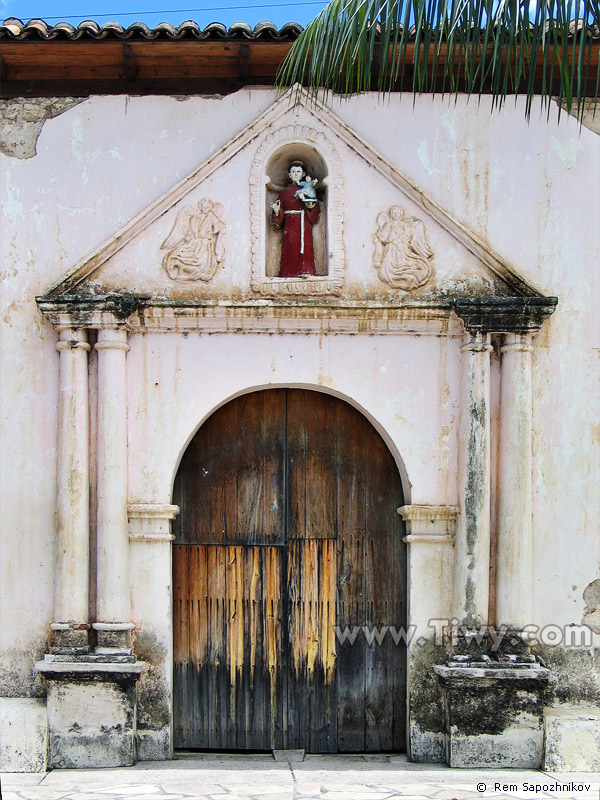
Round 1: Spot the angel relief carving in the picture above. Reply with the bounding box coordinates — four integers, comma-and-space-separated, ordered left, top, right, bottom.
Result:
373, 206, 434, 291
161, 199, 225, 282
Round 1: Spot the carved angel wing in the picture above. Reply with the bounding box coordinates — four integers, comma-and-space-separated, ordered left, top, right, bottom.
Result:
409, 218, 433, 259
376, 210, 389, 230
161, 205, 196, 250
213, 202, 224, 219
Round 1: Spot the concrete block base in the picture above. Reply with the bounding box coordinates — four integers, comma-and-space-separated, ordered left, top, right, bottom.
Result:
434, 662, 550, 768
0, 697, 48, 772
543, 706, 600, 772
136, 727, 171, 761
36, 657, 145, 769
47, 679, 137, 768
408, 723, 445, 763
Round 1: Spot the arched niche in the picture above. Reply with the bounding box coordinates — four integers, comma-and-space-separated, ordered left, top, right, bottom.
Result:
265, 143, 329, 279
249, 125, 345, 297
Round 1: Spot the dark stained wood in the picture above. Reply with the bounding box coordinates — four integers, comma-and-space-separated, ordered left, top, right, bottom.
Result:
173, 390, 286, 545
336, 400, 368, 752
173, 388, 406, 752
1, 39, 597, 97
287, 390, 336, 539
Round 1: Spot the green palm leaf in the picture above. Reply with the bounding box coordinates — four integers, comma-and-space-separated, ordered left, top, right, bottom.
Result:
278, 0, 600, 122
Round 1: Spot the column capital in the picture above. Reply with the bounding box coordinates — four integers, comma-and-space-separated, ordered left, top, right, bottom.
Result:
500, 331, 534, 353
399, 504, 458, 544
128, 503, 180, 542
36, 293, 144, 329
453, 297, 557, 335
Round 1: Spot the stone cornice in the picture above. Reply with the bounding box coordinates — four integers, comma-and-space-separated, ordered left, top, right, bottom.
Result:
36, 293, 145, 328
453, 297, 558, 334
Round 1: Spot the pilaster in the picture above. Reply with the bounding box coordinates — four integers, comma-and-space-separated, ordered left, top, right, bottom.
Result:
53, 326, 91, 653
454, 331, 492, 633
128, 503, 179, 761
94, 324, 132, 654
496, 332, 534, 633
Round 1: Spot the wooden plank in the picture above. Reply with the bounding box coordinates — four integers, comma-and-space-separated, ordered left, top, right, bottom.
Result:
287, 389, 337, 540
304, 392, 337, 539
172, 545, 189, 748
364, 428, 404, 752
236, 390, 286, 545
336, 403, 367, 752
287, 538, 337, 752
286, 390, 307, 540
261, 389, 287, 544
172, 416, 212, 545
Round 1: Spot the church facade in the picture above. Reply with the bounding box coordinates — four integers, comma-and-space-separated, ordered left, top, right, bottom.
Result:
1, 25, 599, 771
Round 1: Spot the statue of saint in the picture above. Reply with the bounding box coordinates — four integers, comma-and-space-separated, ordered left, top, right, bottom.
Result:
270, 161, 320, 278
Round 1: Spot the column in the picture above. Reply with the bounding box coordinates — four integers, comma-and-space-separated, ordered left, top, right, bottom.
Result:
93, 326, 133, 653
453, 330, 492, 631
52, 327, 91, 653
496, 332, 534, 631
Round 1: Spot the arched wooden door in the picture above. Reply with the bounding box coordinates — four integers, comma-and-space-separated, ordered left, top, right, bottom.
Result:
172, 389, 406, 752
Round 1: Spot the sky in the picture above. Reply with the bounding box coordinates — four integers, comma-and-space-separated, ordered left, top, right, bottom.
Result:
0, 0, 330, 28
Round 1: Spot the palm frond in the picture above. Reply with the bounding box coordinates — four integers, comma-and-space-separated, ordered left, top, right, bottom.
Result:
277, 0, 600, 122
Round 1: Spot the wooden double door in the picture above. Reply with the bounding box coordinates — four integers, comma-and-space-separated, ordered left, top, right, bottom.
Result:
172, 389, 406, 752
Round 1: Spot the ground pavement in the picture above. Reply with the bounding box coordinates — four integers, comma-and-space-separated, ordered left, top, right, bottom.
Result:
2, 753, 598, 800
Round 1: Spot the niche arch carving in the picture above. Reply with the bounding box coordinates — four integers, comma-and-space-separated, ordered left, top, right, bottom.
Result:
250, 125, 345, 296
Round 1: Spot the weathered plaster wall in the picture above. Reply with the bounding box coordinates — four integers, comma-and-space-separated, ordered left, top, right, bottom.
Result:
1, 90, 598, 726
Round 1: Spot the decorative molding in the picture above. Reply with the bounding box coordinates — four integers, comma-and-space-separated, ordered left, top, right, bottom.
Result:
373, 206, 434, 291
399, 504, 458, 544
249, 124, 344, 296
128, 503, 179, 542
92, 622, 135, 631
131, 301, 464, 337
55, 341, 91, 352
161, 199, 225, 282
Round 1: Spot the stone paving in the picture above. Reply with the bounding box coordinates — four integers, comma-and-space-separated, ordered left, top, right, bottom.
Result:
2, 754, 598, 800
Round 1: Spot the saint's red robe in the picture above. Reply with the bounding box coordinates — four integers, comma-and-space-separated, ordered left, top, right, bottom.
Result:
271, 184, 320, 278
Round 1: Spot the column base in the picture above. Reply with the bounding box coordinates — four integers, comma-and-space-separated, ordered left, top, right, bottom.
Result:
35, 656, 146, 769
93, 622, 135, 655
433, 660, 550, 768
50, 623, 90, 655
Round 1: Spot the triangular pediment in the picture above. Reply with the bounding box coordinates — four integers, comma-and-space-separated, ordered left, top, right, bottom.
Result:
44, 87, 543, 303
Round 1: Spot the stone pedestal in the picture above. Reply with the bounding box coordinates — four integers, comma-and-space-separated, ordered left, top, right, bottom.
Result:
434, 662, 550, 768
36, 658, 145, 769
